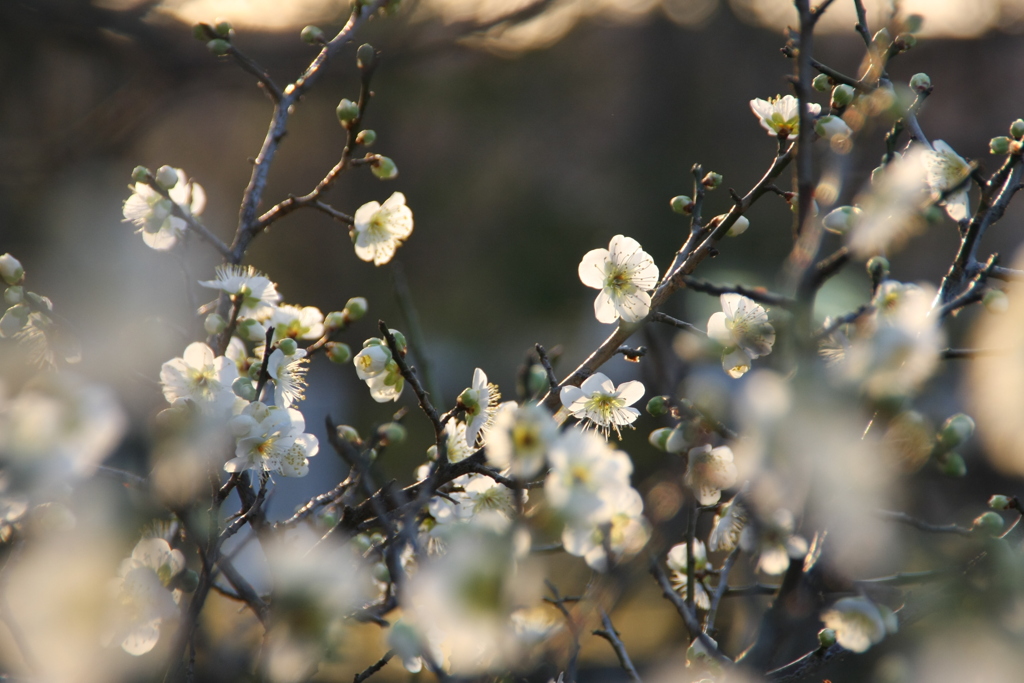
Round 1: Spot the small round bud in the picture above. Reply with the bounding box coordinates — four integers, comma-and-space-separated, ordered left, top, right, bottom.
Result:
177, 568, 200, 593
355, 129, 377, 146
324, 311, 347, 330
204, 313, 226, 335
372, 156, 398, 180
337, 424, 362, 444
815, 115, 852, 140
909, 73, 931, 93
830, 84, 855, 108
372, 562, 391, 584
457, 387, 480, 412
326, 342, 352, 365
866, 255, 890, 281
232, 377, 257, 401
192, 23, 209, 40
648, 428, 672, 451
344, 296, 368, 321
670, 195, 694, 214
389, 329, 407, 355
336, 98, 360, 126
207, 39, 230, 56
0, 304, 29, 338
983, 289, 1009, 314
213, 20, 233, 38
0, 254, 25, 286
990, 136, 1011, 155
526, 364, 549, 396
904, 14, 924, 33
377, 422, 407, 446
277, 338, 298, 356
973, 511, 1004, 536
701, 172, 722, 190
24, 291, 51, 312
4, 286, 23, 305
300, 25, 324, 44
353, 534, 373, 553
646, 395, 671, 417
895, 33, 916, 51
818, 628, 837, 648
131, 165, 152, 183
357, 43, 376, 70
938, 413, 975, 451
1009, 119, 1024, 140
822, 206, 861, 235
248, 362, 262, 380
989, 495, 1012, 511
812, 73, 831, 92
726, 214, 750, 237
938, 452, 966, 477
155, 165, 179, 189
872, 27, 892, 47
237, 318, 266, 342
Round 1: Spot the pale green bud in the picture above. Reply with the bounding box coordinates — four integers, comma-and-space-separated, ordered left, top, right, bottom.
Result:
131, 165, 152, 183
213, 19, 233, 38
300, 25, 324, 44
357, 43, 376, 70
232, 377, 257, 401
237, 318, 265, 342
336, 424, 362, 444
1011, 119, 1024, 139
207, 39, 230, 56
155, 165, 179, 189
4, 286, 23, 305
526, 364, 548, 396
726, 214, 750, 237
24, 291, 51, 312
356, 129, 376, 146
353, 533, 373, 553
0, 254, 24, 286
377, 422, 406, 446
909, 73, 931, 93
646, 395, 671, 417
989, 495, 1012, 511
177, 568, 200, 593
830, 84, 855, 108
904, 14, 924, 33
344, 296, 368, 321
866, 255, 890, 281
701, 172, 722, 190
0, 304, 29, 338
389, 329, 407, 355
938, 452, 966, 477
990, 136, 1012, 155
818, 628, 837, 648
372, 156, 398, 180
247, 362, 262, 380
326, 342, 352, 364
938, 413, 975, 451
362, 337, 385, 348
372, 562, 391, 584
277, 338, 298, 356
973, 511, 1004, 536
815, 115, 852, 139
324, 311, 346, 330
318, 507, 339, 528
204, 313, 226, 335
670, 195, 693, 214
648, 428, 672, 451
812, 73, 831, 92
458, 387, 480, 412
822, 206, 860, 234
336, 98, 360, 126
983, 289, 1009, 314
192, 23, 209, 40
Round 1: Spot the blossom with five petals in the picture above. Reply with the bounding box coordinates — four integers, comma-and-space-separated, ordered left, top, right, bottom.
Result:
923, 140, 972, 221
353, 192, 414, 266
749, 95, 822, 140
122, 169, 206, 251
707, 294, 775, 378
160, 342, 239, 412
560, 373, 644, 438
578, 235, 659, 324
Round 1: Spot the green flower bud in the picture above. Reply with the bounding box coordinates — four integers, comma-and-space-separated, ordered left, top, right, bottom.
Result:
526, 364, 549, 396
372, 562, 391, 584
131, 165, 152, 183
938, 413, 975, 451
204, 313, 226, 335
363, 337, 385, 348
237, 318, 265, 342
938, 452, 966, 477
192, 23, 210, 40
372, 156, 398, 180
353, 534, 373, 553
990, 136, 1012, 155
357, 43, 376, 70
155, 165, 179, 189
232, 377, 257, 401
277, 338, 298, 356
300, 25, 325, 44
822, 206, 861, 235
983, 289, 1009, 314
0, 254, 25, 286
317, 507, 339, 528
389, 329, 407, 355
344, 296, 368, 321
973, 511, 1004, 536
24, 291, 51, 312
4, 286, 23, 305
830, 84, 855, 108
457, 387, 480, 412
324, 311, 347, 330
648, 428, 672, 451
924, 205, 944, 225
904, 14, 924, 33
670, 195, 693, 214
213, 19, 233, 38
812, 73, 831, 92
176, 568, 200, 593
336, 424, 362, 444
909, 73, 931, 93
207, 39, 231, 56
0, 304, 29, 338
356, 129, 376, 146
866, 255, 890, 281
989, 495, 1012, 511
377, 421, 407, 446
336, 98, 360, 126
1011, 119, 1024, 139
701, 172, 722, 190
726, 215, 750, 237
646, 395, 671, 417
818, 628, 837, 648
326, 342, 352, 365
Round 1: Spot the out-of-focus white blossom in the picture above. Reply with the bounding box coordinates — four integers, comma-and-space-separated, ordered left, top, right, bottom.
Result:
709, 497, 748, 552
740, 507, 807, 576
559, 373, 644, 438
924, 140, 972, 221
353, 192, 414, 266
545, 428, 634, 525
160, 342, 240, 413
577, 235, 659, 324
122, 169, 206, 251
226, 402, 318, 477
110, 538, 185, 655
561, 484, 650, 571
749, 95, 821, 140
707, 294, 775, 378
666, 540, 711, 610
485, 401, 558, 479
821, 596, 889, 653
685, 444, 738, 505
848, 149, 929, 257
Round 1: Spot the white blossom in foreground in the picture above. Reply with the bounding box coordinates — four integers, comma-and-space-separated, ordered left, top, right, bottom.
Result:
122, 168, 206, 251
270, 305, 324, 341
485, 401, 558, 479
429, 473, 521, 532
160, 342, 240, 413
111, 537, 185, 655
545, 428, 634, 525
740, 507, 808, 576
265, 347, 308, 408
821, 597, 889, 653
352, 192, 414, 266
707, 294, 775, 378
559, 373, 644, 438
226, 402, 318, 477
924, 140, 972, 221
578, 234, 659, 324
458, 368, 501, 447
847, 149, 929, 257
749, 95, 821, 140
199, 264, 280, 318
685, 444, 738, 505
666, 540, 711, 610
562, 484, 650, 571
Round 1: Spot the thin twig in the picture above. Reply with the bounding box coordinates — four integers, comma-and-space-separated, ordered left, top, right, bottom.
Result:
593, 610, 643, 683
679, 276, 797, 310
535, 344, 560, 389
353, 650, 395, 683
875, 509, 973, 536
704, 547, 740, 634
650, 561, 732, 664
141, 176, 232, 259
649, 312, 705, 335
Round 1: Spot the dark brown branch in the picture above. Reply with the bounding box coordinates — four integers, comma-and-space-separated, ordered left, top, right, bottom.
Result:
353, 650, 395, 683
650, 561, 732, 664
535, 344, 559, 389
649, 312, 705, 335
593, 610, 643, 683
941, 347, 1010, 360
226, 45, 283, 102
679, 275, 798, 310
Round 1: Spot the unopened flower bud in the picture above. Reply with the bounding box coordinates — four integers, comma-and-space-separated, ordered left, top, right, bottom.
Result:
830, 84, 855, 108
300, 25, 324, 44
909, 73, 931, 93
388, 329, 407, 355
204, 313, 226, 335
192, 23, 209, 40
647, 395, 671, 417
155, 165, 179, 189
895, 33, 916, 51
357, 43, 376, 70
526, 364, 549, 396
24, 291, 51, 312
317, 507, 339, 528
872, 27, 891, 47
277, 338, 298, 356
973, 511, 1004, 536
232, 377, 257, 401
815, 115, 852, 139
989, 495, 1012, 511
818, 628, 837, 648
0, 304, 29, 338
904, 14, 924, 33
726, 214, 750, 237
938, 452, 966, 477
1010, 119, 1024, 139
822, 206, 861, 234
207, 39, 230, 56
866, 255, 890, 281
457, 387, 480, 412
247, 362, 262, 380
372, 156, 398, 180
213, 19, 233, 38
239, 319, 266, 343
4, 286, 23, 305
670, 195, 694, 214
990, 136, 1011, 155
982, 289, 1009, 314
353, 533, 373, 553
131, 165, 152, 183
344, 296, 368, 321
356, 129, 377, 146
372, 562, 391, 583
812, 73, 831, 92
336, 98, 360, 126
648, 428, 672, 451
938, 413, 975, 451
702, 172, 722, 190
0, 254, 24, 286
324, 311, 346, 330
177, 568, 200, 593
377, 421, 406, 446
337, 424, 362, 444
326, 342, 352, 364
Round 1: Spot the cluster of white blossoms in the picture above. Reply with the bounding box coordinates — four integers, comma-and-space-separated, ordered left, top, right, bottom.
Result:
122, 166, 207, 251
108, 537, 185, 656
707, 294, 776, 378
578, 235, 659, 324
560, 372, 644, 438
352, 335, 405, 402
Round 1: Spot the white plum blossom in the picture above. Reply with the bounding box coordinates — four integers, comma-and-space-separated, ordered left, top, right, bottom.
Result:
199, 264, 280, 318
559, 373, 644, 438
578, 235, 659, 324
545, 428, 634, 525
485, 401, 558, 479
353, 342, 392, 380
226, 401, 318, 477
353, 192, 414, 266
366, 369, 404, 403
265, 347, 308, 408
740, 507, 808, 576
707, 294, 775, 378
111, 537, 185, 655
429, 473, 520, 531
270, 305, 324, 341
458, 368, 500, 447
437, 419, 474, 464
924, 140, 972, 221
562, 484, 650, 571
848, 148, 929, 257
122, 169, 206, 251
749, 95, 821, 140
685, 444, 738, 505
709, 497, 748, 552
814, 114, 852, 140
666, 540, 710, 610
160, 342, 240, 412
821, 597, 889, 653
